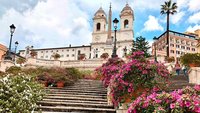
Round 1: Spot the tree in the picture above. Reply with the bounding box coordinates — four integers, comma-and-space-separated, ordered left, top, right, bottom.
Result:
51, 53, 61, 60
132, 36, 151, 57
161, 0, 177, 57
16, 57, 26, 66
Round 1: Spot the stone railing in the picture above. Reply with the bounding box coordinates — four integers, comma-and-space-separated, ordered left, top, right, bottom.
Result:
26, 58, 106, 70
188, 67, 200, 84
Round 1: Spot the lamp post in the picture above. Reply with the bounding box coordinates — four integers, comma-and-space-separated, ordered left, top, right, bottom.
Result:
5, 24, 16, 60
14, 41, 19, 62
153, 36, 158, 62
111, 18, 119, 58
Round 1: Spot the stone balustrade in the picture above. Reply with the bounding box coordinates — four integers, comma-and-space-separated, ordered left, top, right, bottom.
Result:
26, 58, 107, 70
0, 60, 15, 72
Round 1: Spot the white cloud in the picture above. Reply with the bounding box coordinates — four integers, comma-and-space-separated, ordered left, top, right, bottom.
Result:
171, 11, 185, 24
0, 0, 92, 49
143, 15, 164, 32
186, 24, 200, 32
188, 12, 200, 24
188, 0, 200, 12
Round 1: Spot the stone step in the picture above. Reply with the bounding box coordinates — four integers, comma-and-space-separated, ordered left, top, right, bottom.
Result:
47, 89, 107, 93
37, 106, 116, 113
48, 87, 106, 90
46, 94, 106, 99
38, 101, 113, 109
43, 96, 107, 102
42, 99, 108, 104
47, 91, 107, 96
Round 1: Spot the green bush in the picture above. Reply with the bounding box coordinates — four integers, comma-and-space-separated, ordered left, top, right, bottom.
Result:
5, 66, 21, 75
180, 53, 200, 66
0, 74, 45, 112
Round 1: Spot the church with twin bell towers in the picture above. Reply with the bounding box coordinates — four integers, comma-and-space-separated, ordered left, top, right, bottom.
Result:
91, 3, 134, 58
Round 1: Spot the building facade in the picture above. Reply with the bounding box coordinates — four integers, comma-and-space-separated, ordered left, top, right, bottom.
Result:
19, 3, 134, 61
152, 30, 198, 60
0, 44, 7, 60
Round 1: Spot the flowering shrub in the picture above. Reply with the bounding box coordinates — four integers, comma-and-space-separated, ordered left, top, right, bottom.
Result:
95, 57, 125, 87
128, 85, 200, 113
0, 74, 45, 112
109, 51, 170, 106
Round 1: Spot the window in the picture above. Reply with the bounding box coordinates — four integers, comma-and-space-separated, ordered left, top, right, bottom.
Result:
124, 20, 129, 28
66, 54, 69, 57
56, 50, 59, 52
96, 23, 101, 31
187, 47, 190, 50
176, 40, 180, 43
176, 51, 180, 54
181, 46, 185, 49
78, 50, 81, 55
51, 50, 53, 53
192, 48, 195, 51
61, 55, 64, 57
41, 51, 43, 53
45, 56, 48, 58
46, 51, 48, 53
62, 50, 64, 52
170, 44, 174, 47
176, 45, 180, 48
41, 56, 44, 58
170, 50, 174, 53
72, 54, 75, 57
72, 49, 74, 51
66, 49, 69, 52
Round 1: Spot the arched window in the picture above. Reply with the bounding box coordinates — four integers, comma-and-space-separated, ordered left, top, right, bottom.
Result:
124, 20, 129, 28
97, 23, 101, 31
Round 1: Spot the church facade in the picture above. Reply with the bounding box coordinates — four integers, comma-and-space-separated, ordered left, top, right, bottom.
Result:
19, 3, 134, 60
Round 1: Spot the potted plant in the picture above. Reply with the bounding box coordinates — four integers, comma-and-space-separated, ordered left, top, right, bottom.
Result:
78, 54, 86, 60
51, 53, 61, 60
100, 53, 109, 59
37, 72, 55, 87
30, 51, 37, 58
53, 74, 70, 88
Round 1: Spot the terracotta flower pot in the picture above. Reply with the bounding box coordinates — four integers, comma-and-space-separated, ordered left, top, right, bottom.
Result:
42, 81, 48, 87
57, 81, 64, 88
189, 63, 196, 67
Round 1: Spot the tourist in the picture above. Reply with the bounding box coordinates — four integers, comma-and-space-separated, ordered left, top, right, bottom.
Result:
175, 61, 181, 76
182, 65, 187, 76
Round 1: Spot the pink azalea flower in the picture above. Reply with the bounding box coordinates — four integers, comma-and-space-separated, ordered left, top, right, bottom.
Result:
170, 103, 176, 109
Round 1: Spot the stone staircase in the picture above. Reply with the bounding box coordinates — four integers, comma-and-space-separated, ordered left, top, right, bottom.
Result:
166, 75, 195, 91
37, 79, 116, 113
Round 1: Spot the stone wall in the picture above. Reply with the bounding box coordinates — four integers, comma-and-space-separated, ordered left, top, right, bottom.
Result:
189, 67, 200, 84
26, 58, 107, 70
0, 60, 15, 72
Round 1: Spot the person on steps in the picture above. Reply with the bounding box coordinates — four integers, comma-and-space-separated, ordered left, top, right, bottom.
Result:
175, 60, 181, 76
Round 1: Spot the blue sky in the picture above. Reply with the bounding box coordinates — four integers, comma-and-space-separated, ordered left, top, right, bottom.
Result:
0, 0, 200, 51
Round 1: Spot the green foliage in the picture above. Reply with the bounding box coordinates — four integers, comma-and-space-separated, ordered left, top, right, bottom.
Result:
5, 66, 21, 75
180, 53, 200, 67
132, 36, 151, 57
16, 57, 26, 65
52, 53, 61, 60
0, 74, 45, 112
0, 71, 5, 77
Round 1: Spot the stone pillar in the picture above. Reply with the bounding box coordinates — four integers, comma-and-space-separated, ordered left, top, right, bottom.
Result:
107, 86, 112, 105
116, 104, 128, 113
189, 67, 200, 84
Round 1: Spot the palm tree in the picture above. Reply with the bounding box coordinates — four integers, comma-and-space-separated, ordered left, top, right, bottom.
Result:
161, 0, 177, 57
